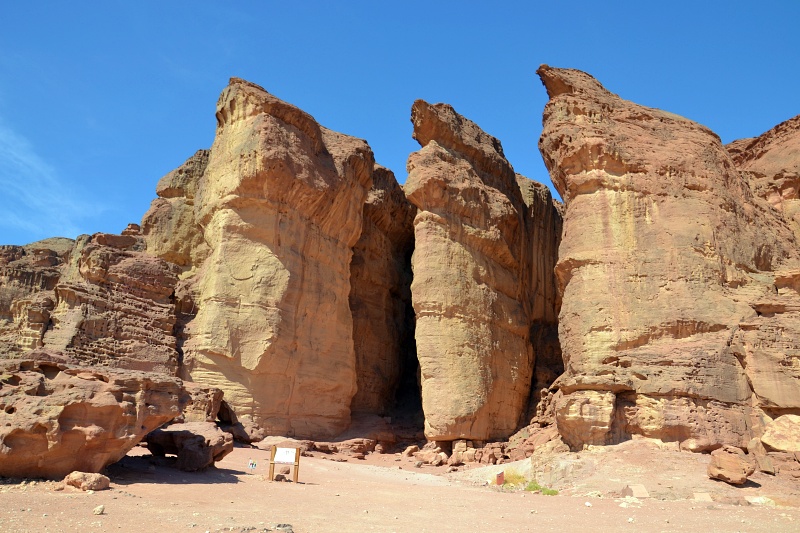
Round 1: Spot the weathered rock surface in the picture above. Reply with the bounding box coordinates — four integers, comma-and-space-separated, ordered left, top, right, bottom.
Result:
145, 421, 233, 471
538, 65, 800, 450
726, 119, 800, 416
181, 78, 374, 438
761, 414, 800, 453
405, 100, 535, 441
0, 353, 188, 479
516, 176, 564, 417
0, 239, 73, 357
0, 233, 182, 374
64, 471, 111, 491
349, 165, 416, 415
707, 445, 755, 485
140, 149, 210, 270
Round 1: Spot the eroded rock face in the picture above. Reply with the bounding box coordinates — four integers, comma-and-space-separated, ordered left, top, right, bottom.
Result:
538, 65, 800, 451
0, 353, 188, 479
42, 233, 181, 374
1, 234, 181, 374
726, 120, 800, 417
181, 78, 373, 438
140, 149, 210, 270
349, 165, 416, 415
0, 239, 73, 357
405, 100, 535, 441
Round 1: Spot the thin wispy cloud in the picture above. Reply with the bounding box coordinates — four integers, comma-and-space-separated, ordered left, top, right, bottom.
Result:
0, 122, 95, 244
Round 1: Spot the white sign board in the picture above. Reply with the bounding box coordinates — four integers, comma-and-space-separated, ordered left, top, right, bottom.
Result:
273, 447, 297, 464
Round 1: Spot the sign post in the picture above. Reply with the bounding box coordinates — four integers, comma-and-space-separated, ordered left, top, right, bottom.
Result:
269, 446, 301, 483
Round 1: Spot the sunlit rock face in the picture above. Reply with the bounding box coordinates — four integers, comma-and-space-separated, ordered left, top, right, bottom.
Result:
405, 99, 536, 441
538, 65, 800, 451
727, 115, 800, 419
181, 78, 373, 439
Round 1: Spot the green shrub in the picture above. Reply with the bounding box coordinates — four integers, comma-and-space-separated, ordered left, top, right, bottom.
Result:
525, 479, 558, 495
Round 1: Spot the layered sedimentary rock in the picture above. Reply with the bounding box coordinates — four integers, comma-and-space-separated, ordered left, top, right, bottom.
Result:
538, 65, 800, 450
0, 353, 188, 479
726, 118, 800, 415
42, 233, 180, 373
0, 233, 181, 374
181, 78, 373, 438
0, 238, 73, 356
349, 165, 416, 414
405, 100, 535, 441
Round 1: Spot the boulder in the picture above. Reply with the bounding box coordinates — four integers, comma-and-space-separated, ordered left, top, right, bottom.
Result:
537, 65, 800, 450
64, 471, 110, 491
349, 165, 416, 415
761, 415, 800, 453
180, 382, 224, 423
404, 100, 536, 441
0, 354, 189, 479
181, 78, 374, 439
707, 446, 756, 485
145, 421, 233, 471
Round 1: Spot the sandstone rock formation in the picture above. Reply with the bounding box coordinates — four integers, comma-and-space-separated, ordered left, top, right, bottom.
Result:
179, 78, 373, 438
726, 119, 800, 418
405, 100, 536, 441
145, 421, 233, 471
349, 165, 416, 415
64, 471, 111, 491
0, 238, 73, 357
761, 415, 800, 453
0, 353, 188, 479
0, 232, 182, 374
140, 149, 210, 271
538, 64, 800, 451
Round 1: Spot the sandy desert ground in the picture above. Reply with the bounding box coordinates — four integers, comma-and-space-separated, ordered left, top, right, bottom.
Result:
2, 439, 800, 533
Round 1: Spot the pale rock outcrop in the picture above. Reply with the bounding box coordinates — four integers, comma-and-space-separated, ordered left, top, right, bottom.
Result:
182, 78, 373, 438
349, 165, 416, 414
0, 353, 189, 479
537, 65, 800, 450
405, 100, 534, 441
761, 414, 800, 453
140, 149, 210, 270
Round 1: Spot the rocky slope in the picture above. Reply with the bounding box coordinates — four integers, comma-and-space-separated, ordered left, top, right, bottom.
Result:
537, 64, 800, 451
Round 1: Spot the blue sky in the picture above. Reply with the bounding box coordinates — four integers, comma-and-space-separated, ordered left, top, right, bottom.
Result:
1, 1, 798, 245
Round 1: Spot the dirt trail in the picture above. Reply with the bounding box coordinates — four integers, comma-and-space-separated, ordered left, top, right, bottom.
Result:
1, 443, 799, 532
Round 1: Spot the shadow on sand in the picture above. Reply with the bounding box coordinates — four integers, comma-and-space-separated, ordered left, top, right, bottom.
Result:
106, 453, 242, 486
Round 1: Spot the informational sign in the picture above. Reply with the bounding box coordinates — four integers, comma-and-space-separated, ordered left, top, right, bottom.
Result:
268, 446, 301, 483
273, 447, 297, 464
